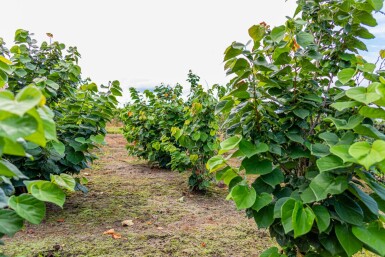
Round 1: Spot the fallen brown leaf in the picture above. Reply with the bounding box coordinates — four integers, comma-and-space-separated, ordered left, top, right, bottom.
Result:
103, 229, 115, 235
56, 218, 65, 222
112, 233, 122, 239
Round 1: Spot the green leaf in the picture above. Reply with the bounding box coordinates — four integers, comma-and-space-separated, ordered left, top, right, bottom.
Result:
293, 108, 310, 119
0, 114, 38, 141
330, 145, 356, 163
312, 205, 330, 233
27, 181, 66, 207
260, 247, 281, 257
45, 80, 59, 90
248, 25, 265, 42
296, 32, 314, 48
50, 174, 76, 192
292, 201, 315, 238
253, 204, 274, 229
206, 155, 226, 173
349, 140, 385, 170
8, 194, 45, 225
50, 141, 65, 156
330, 101, 360, 111
0, 210, 24, 236
286, 131, 304, 144
281, 198, 296, 233
334, 195, 363, 226
66, 150, 84, 165
261, 168, 284, 187
0, 86, 42, 116
338, 68, 355, 84
356, 11, 377, 27
274, 197, 290, 218
324, 115, 364, 130
90, 134, 105, 145
359, 106, 385, 119
219, 135, 242, 154
335, 223, 362, 257
270, 25, 286, 42
251, 193, 273, 212
239, 139, 268, 158
229, 184, 256, 210
319, 132, 339, 146
310, 143, 330, 157
367, 0, 383, 11
301, 173, 348, 203
224, 46, 243, 62
349, 184, 378, 215
0, 160, 28, 179
317, 155, 349, 172
352, 224, 385, 256
346, 86, 381, 105
242, 156, 273, 175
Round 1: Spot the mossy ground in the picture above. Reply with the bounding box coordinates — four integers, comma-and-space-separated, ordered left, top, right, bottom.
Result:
1, 134, 376, 257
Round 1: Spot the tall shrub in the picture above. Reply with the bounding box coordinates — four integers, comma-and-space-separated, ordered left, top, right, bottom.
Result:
208, 0, 385, 256
0, 56, 72, 243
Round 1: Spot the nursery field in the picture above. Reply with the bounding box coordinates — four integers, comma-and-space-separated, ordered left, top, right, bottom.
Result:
2, 0, 385, 256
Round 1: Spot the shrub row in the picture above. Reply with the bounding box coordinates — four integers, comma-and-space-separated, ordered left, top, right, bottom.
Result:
0, 30, 121, 242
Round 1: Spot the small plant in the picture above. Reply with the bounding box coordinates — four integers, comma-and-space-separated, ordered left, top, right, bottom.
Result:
208, 0, 385, 256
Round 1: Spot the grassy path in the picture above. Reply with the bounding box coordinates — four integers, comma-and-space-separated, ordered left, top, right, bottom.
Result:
2, 134, 270, 257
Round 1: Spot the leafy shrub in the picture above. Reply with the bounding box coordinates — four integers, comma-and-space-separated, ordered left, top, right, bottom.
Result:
1, 30, 122, 190
122, 84, 185, 168
122, 72, 222, 190
208, 0, 385, 256
0, 56, 74, 243
165, 71, 221, 190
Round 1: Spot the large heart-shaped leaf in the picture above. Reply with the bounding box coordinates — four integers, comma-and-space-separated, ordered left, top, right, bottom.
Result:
312, 205, 330, 233
334, 195, 364, 226
242, 156, 273, 175
352, 224, 385, 256
292, 201, 315, 238
346, 86, 381, 105
335, 223, 362, 257
316, 155, 349, 172
281, 198, 296, 233
239, 139, 268, 158
301, 173, 348, 203
228, 184, 256, 210
8, 194, 46, 225
251, 192, 273, 212
0, 86, 42, 116
349, 140, 385, 170
50, 174, 76, 192
338, 68, 355, 84
0, 210, 24, 236
219, 135, 242, 154
25, 181, 66, 207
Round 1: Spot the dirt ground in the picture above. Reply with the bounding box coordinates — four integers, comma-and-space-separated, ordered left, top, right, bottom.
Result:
2, 134, 272, 257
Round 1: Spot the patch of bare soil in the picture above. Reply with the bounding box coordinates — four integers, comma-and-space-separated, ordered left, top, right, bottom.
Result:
2, 134, 271, 257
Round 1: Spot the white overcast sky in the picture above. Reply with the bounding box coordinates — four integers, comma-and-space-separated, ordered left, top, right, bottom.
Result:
1, 1, 384, 102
